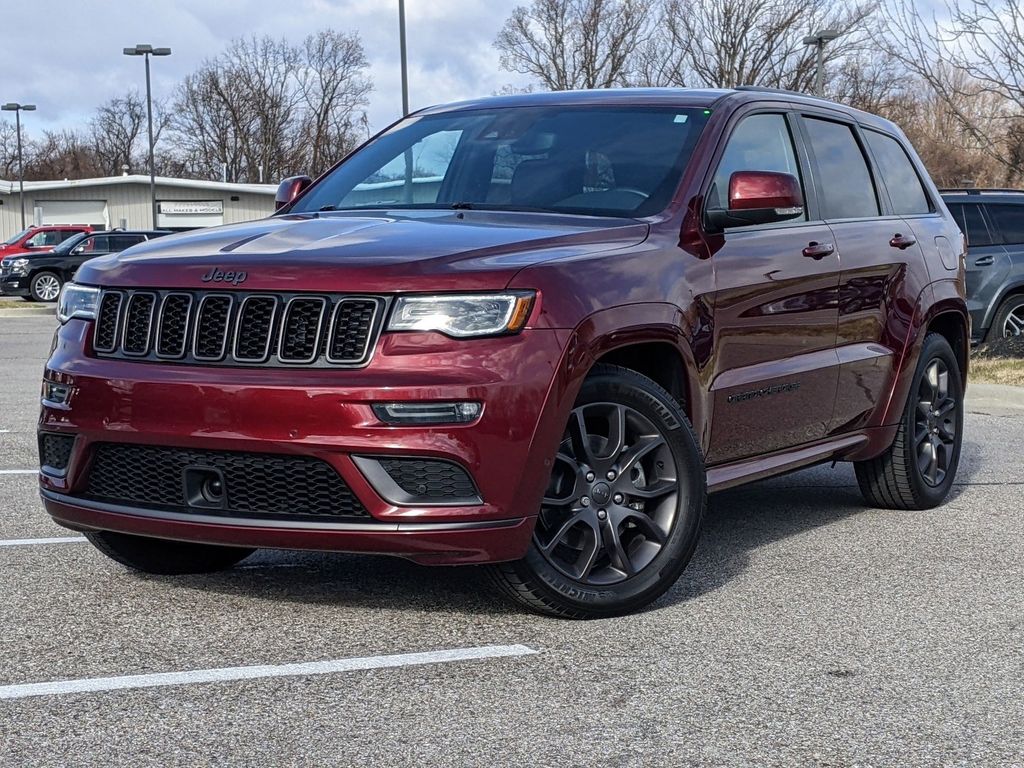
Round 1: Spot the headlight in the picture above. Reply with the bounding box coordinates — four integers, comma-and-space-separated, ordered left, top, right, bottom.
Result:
387, 292, 534, 338
57, 283, 100, 324
9, 258, 29, 275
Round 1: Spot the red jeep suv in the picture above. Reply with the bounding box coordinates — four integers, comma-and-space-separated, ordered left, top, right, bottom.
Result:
41, 88, 968, 617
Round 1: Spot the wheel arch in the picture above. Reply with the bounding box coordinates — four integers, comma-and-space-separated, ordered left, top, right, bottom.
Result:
564, 303, 708, 444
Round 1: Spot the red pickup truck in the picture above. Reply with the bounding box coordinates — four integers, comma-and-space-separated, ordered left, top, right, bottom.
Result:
0, 225, 95, 258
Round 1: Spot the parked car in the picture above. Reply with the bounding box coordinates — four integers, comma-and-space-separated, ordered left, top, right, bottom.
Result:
42, 88, 968, 617
0, 224, 95, 258
940, 188, 1024, 341
1, 230, 171, 302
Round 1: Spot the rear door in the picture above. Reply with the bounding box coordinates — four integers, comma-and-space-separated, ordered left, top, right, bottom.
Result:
946, 200, 1007, 338
798, 115, 918, 434
705, 109, 840, 464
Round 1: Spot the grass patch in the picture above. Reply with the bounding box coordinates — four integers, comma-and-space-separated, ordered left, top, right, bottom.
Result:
0, 298, 32, 309
970, 355, 1024, 386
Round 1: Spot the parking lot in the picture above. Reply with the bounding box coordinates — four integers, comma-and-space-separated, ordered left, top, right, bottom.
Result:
1, 313, 1022, 767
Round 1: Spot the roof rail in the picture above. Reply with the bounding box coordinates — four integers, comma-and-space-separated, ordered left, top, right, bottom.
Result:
938, 187, 1024, 195
732, 85, 833, 103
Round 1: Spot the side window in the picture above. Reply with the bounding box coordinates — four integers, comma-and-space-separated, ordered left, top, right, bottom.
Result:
710, 113, 804, 218
339, 129, 463, 208
88, 236, 110, 253
865, 131, 931, 215
803, 118, 879, 219
947, 203, 994, 247
985, 204, 1024, 245
27, 230, 61, 247
58, 230, 82, 243
111, 236, 145, 251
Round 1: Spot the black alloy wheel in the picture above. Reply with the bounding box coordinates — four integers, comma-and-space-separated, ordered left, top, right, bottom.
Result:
488, 365, 705, 618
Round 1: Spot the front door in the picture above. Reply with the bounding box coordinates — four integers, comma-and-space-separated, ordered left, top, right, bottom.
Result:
706, 111, 840, 465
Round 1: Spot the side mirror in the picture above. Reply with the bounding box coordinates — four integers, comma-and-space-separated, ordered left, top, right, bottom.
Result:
706, 171, 804, 231
275, 175, 313, 211
71, 245, 85, 255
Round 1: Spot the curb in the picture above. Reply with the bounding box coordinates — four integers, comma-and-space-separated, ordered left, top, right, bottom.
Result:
0, 306, 55, 318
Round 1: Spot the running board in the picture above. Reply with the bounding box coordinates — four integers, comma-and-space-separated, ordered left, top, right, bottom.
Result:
706, 434, 868, 493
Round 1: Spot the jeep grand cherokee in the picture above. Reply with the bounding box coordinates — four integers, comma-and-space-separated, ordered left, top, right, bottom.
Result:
40, 88, 969, 618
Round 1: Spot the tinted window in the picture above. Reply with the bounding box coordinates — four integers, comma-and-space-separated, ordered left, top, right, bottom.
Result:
110, 235, 146, 251
710, 113, 804, 218
292, 106, 711, 218
947, 202, 994, 247
87, 236, 110, 252
985, 204, 1024, 245
865, 131, 930, 215
804, 118, 879, 219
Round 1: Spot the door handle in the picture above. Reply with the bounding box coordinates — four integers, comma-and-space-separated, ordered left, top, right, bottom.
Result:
802, 241, 835, 260
890, 233, 917, 249
974, 255, 995, 267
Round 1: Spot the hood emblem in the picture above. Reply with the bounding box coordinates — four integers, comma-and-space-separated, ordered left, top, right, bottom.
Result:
201, 267, 247, 286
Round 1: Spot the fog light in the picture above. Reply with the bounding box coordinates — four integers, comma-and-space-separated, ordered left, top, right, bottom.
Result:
42, 381, 71, 406
372, 401, 482, 425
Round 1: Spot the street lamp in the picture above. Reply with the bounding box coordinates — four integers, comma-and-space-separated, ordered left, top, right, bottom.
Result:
1, 102, 36, 230
398, 0, 409, 115
802, 29, 841, 97
123, 44, 171, 228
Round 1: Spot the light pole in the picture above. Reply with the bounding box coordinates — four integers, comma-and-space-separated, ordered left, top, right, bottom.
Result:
398, 0, 409, 115
802, 29, 841, 97
2, 102, 36, 230
123, 44, 171, 228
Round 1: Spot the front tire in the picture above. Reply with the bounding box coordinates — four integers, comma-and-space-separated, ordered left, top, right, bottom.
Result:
854, 333, 964, 510
30, 271, 63, 303
488, 364, 706, 618
85, 531, 255, 575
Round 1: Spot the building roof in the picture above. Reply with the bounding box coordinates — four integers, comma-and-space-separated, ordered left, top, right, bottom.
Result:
0, 174, 278, 196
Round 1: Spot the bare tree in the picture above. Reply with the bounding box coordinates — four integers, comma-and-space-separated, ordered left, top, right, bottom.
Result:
25, 129, 103, 180
637, 0, 877, 91
88, 91, 158, 175
877, 0, 1024, 177
295, 30, 373, 176
495, 0, 653, 90
169, 31, 371, 183
0, 120, 20, 178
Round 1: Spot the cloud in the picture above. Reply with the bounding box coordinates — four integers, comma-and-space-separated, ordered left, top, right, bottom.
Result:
4, 0, 534, 140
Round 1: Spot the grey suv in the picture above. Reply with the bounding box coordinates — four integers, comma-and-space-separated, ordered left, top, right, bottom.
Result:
941, 189, 1024, 341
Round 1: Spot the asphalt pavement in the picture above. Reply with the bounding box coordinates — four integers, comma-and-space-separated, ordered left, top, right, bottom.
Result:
1, 314, 1022, 767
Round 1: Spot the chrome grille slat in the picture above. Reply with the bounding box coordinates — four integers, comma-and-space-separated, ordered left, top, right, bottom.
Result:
91, 289, 384, 368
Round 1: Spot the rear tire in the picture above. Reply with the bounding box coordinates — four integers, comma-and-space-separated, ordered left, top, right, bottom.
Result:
488, 364, 706, 618
854, 333, 963, 510
85, 531, 255, 575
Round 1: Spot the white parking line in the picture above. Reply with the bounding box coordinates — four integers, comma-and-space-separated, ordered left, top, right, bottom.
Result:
0, 469, 36, 475
0, 644, 539, 700
0, 536, 87, 547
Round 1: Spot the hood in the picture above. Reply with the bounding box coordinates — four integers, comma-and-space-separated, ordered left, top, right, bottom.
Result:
74, 210, 649, 292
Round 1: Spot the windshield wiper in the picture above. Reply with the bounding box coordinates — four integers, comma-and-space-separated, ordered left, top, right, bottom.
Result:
319, 205, 338, 211
450, 202, 474, 210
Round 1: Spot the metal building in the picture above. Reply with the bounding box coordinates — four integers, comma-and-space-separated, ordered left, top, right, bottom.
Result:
0, 175, 277, 238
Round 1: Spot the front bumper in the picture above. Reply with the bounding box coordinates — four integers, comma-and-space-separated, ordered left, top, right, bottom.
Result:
0, 274, 29, 296
39, 319, 573, 565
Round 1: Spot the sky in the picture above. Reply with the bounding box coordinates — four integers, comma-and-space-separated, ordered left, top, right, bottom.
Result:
5, 0, 533, 137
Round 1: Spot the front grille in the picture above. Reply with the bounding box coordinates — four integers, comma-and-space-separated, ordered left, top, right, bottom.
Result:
378, 458, 479, 501
84, 443, 369, 521
39, 433, 75, 473
93, 289, 386, 368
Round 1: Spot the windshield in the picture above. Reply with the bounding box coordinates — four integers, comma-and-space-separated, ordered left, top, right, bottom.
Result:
291, 106, 711, 219
2, 228, 31, 246
50, 232, 90, 254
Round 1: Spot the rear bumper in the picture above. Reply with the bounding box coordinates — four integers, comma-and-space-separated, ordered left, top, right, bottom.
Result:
42, 491, 535, 565
39, 319, 575, 564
